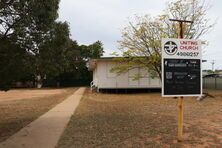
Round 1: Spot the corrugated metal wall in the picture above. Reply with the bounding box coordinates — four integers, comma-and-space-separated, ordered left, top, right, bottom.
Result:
203, 77, 222, 89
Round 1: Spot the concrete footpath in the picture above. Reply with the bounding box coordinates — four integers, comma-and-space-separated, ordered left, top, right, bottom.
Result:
0, 87, 86, 148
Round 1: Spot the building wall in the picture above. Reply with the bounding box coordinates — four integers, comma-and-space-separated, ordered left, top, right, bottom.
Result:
93, 60, 161, 89
203, 77, 222, 90
97, 61, 117, 88
93, 66, 98, 86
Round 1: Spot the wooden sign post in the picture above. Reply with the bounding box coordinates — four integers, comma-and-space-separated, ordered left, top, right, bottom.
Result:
162, 19, 202, 142
172, 19, 193, 142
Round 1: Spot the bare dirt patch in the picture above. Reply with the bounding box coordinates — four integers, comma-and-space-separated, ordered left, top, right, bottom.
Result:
0, 88, 77, 142
58, 89, 222, 148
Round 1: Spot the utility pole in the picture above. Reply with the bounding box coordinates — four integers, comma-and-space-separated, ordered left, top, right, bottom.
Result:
211, 60, 215, 72
169, 19, 193, 142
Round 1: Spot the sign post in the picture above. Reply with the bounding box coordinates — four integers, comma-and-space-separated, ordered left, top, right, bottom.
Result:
162, 19, 202, 142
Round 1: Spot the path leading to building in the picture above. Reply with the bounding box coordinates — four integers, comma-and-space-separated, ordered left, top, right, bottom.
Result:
0, 87, 86, 148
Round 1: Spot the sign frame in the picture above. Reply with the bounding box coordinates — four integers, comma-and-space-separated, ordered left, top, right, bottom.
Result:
161, 38, 202, 97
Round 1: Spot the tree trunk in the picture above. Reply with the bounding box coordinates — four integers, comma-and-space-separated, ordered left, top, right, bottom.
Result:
36, 75, 42, 88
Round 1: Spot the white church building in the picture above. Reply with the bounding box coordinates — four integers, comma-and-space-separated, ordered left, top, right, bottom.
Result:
88, 57, 161, 92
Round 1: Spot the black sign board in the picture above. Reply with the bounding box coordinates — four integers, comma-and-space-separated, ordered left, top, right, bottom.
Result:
163, 59, 201, 95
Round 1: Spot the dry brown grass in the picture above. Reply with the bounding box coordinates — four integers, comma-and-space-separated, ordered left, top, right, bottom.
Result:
58, 89, 222, 148
0, 88, 77, 142
0, 88, 66, 102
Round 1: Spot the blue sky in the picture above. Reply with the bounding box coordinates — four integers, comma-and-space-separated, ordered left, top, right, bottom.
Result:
58, 0, 222, 70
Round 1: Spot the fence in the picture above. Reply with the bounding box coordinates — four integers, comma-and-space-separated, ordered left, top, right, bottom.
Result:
203, 77, 222, 90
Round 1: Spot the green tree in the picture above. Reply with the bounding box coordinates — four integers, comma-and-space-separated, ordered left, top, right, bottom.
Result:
0, 0, 59, 50
1, 0, 104, 89
0, 0, 60, 90
58, 40, 104, 86
40, 39, 104, 87
35, 22, 71, 87
80, 41, 104, 59
0, 38, 29, 90
114, 0, 214, 79
87, 41, 104, 58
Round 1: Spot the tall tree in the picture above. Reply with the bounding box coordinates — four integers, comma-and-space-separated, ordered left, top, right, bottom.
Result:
0, 0, 60, 90
35, 21, 71, 87
41, 39, 105, 87
87, 41, 104, 59
0, 0, 59, 49
80, 41, 104, 59
65, 41, 104, 85
114, 0, 214, 79
0, 38, 28, 90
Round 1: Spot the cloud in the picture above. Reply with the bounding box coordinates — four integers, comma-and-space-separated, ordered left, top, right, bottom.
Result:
59, 0, 222, 69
